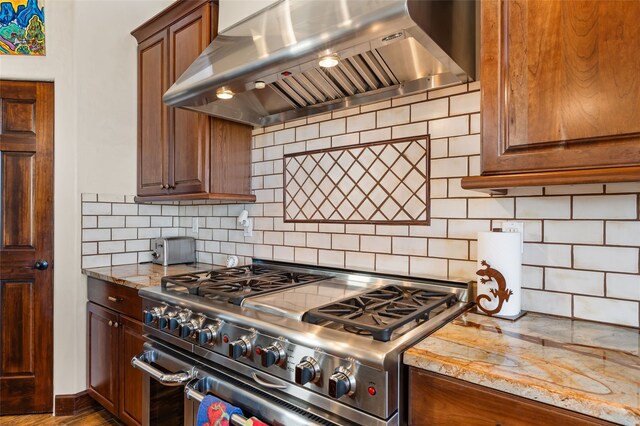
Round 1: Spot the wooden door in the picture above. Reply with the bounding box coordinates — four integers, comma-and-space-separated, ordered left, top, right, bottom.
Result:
0, 80, 54, 414
481, 0, 640, 175
119, 315, 146, 426
137, 30, 170, 197
167, 3, 213, 195
87, 302, 119, 416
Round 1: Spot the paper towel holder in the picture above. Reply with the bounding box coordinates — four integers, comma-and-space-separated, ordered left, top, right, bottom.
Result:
475, 260, 527, 321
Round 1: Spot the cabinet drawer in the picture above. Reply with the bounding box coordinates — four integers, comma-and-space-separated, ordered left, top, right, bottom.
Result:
87, 277, 142, 319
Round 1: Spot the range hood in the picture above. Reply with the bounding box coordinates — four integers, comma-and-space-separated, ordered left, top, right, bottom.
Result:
163, 0, 476, 127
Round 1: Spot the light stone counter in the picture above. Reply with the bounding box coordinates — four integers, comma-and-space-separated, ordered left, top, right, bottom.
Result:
405, 312, 640, 425
82, 262, 216, 289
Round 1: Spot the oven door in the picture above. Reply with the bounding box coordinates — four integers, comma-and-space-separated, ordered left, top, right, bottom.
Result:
132, 341, 348, 426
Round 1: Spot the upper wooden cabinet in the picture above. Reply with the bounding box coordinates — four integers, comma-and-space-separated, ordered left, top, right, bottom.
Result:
462, 0, 640, 191
132, 0, 255, 202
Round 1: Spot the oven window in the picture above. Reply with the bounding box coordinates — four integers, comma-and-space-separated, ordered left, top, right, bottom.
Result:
149, 378, 185, 425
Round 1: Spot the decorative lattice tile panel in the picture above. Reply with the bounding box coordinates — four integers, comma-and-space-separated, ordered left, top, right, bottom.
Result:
284, 136, 430, 224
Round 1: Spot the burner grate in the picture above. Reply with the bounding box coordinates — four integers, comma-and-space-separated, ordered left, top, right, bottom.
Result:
161, 266, 330, 304
303, 285, 458, 341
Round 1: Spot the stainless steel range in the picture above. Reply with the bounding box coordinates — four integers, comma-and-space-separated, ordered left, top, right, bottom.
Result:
132, 259, 470, 426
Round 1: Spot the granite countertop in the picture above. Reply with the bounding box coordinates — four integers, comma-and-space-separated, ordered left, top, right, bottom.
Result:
405, 312, 640, 425
82, 262, 216, 289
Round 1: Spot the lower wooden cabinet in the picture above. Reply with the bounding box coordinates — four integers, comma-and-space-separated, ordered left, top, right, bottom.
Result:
87, 279, 146, 426
408, 368, 613, 426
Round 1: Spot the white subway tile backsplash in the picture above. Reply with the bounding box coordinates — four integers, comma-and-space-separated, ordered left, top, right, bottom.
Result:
430, 157, 467, 178
82, 255, 111, 268
82, 229, 111, 242
544, 220, 603, 245
332, 234, 359, 251
448, 219, 491, 239
320, 118, 346, 137
392, 122, 428, 139
516, 197, 571, 219
450, 91, 480, 115
362, 236, 392, 253
98, 216, 125, 228
347, 112, 376, 133
377, 106, 410, 127
429, 239, 468, 260
112, 252, 138, 266
523, 243, 572, 267
139, 204, 162, 216
410, 256, 448, 279
431, 199, 467, 218
468, 198, 514, 219
97, 194, 124, 203
574, 296, 639, 328
319, 249, 344, 267
126, 216, 150, 228
448, 260, 476, 281
345, 251, 375, 270
112, 228, 137, 240
112, 203, 138, 216
361, 100, 391, 113
522, 265, 544, 289
607, 273, 640, 301
360, 128, 391, 143
411, 98, 449, 122
448, 134, 480, 157
573, 195, 637, 219
574, 246, 638, 273
82, 242, 97, 255
294, 247, 317, 263
410, 219, 448, 238
392, 237, 427, 256
82, 202, 111, 215
429, 116, 469, 139
545, 268, 604, 296
83, 216, 97, 228
99, 241, 125, 254
296, 124, 319, 141
606, 221, 640, 246
522, 289, 572, 317
376, 254, 408, 275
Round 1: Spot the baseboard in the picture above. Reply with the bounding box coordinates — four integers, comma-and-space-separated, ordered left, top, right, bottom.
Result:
54, 390, 97, 416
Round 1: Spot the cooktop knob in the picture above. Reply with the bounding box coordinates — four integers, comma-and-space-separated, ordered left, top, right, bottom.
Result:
195, 325, 218, 346
178, 321, 196, 338
157, 314, 171, 330
261, 342, 285, 368
168, 316, 183, 331
142, 309, 158, 325
295, 357, 320, 385
328, 367, 356, 399
228, 336, 251, 359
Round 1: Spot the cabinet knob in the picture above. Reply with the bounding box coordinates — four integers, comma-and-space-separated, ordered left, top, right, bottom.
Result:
108, 320, 113, 327
113, 322, 119, 328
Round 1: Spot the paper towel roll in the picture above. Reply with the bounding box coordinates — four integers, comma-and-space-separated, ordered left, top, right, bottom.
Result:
476, 231, 522, 317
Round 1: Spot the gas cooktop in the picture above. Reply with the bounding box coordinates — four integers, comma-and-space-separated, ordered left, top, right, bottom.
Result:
140, 259, 470, 426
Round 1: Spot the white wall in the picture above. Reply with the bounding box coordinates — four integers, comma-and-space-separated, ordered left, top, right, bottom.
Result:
0, 0, 173, 398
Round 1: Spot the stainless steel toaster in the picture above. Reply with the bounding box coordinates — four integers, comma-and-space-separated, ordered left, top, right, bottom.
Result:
150, 236, 195, 266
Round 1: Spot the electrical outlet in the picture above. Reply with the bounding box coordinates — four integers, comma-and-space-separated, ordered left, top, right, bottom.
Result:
192, 217, 199, 233
243, 218, 253, 237
227, 255, 239, 267
502, 221, 524, 252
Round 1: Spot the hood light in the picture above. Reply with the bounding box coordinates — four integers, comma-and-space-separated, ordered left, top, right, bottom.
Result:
255, 81, 266, 90
319, 54, 339, 68
216, 89, 234, 100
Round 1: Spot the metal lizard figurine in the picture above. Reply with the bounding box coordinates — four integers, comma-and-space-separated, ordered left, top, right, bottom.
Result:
475, 260, 513, 316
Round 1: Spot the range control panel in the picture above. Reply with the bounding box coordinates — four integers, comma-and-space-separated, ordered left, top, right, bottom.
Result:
142, 303, 388, 417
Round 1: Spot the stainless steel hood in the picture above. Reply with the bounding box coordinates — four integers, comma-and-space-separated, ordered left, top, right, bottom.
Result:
163, 0, 476, 127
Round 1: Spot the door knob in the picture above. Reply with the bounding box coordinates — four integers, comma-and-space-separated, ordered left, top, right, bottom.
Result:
34, 260, 49, 270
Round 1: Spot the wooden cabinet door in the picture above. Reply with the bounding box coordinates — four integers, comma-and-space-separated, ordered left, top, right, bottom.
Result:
119, 316, 146, 426
167, 3, 212, 195
87, 302, 119, 416
210, 118, 253, 196
408, 368, 613, 426
137, 30, 170, 197
0, 80, 54, 415
481, 0, 640, 175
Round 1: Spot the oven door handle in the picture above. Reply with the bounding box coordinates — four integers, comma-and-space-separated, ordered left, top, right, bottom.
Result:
185, 379, 249, 426
251, 372, 287, 389
131, 351, 195, 385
